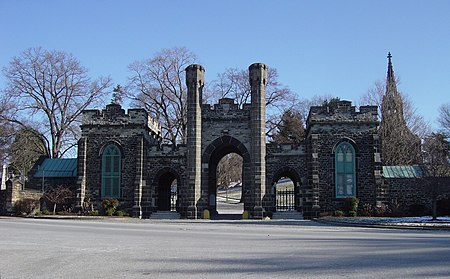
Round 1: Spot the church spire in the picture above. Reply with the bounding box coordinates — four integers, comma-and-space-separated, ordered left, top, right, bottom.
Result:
386, 52, 397, 94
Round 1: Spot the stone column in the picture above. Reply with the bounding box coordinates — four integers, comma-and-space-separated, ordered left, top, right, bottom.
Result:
249, 63, 267, 219
133, 137, 145, 218
75, 137, 87, 213
310, 134, 320, 217
185, 64, 205, 219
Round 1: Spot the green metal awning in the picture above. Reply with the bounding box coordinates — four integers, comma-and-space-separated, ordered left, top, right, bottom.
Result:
382, 165, 423, 178
34, 158, 77, 178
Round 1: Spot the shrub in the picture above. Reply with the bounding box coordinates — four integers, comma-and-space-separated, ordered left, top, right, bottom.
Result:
115, 210, 125, 217
41, 209, 51, 215
348, 210, 357, 217
102, 198, 119, 216
334, 210, 344, 217
374, 203, 391, 217
13, 199, 39, 216
88, 210, 99, 216
361, 203, 374, 217
343, 197, 359, 213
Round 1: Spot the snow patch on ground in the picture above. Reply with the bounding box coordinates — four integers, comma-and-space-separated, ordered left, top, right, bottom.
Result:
322, 216, 450, 228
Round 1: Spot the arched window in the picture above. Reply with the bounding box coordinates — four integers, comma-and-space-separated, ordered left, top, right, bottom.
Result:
102, 144, 121, 198
335, 142, 356, 198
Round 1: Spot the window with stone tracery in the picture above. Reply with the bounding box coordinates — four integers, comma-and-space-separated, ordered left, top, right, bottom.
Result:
101, 144, 121, 198
335, 142, 356, 198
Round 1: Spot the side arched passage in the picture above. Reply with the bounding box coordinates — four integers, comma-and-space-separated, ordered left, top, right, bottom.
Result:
154, 168, 180, 212
270, 167, 302, 213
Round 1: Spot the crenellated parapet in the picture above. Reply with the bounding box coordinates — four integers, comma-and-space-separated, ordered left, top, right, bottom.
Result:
82, 103, 161, 137
266, 143, 306, 156
306, 100, 378, 134
202, 98, 251, 120
148, 144, 187, 156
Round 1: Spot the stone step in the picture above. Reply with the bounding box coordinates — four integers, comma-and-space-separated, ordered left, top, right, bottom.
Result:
150, 211, 181, 220
272, 211, 304, 220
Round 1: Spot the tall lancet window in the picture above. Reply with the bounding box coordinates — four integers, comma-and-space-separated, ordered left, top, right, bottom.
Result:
335, 142, 356, 198
101, 144, 122, 198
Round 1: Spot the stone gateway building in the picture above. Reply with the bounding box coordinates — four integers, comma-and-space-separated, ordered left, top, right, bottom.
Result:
72, 62, 383, 219
1, 55, 448, 218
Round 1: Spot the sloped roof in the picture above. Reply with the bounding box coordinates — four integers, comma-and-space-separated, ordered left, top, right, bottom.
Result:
34, 158, 77, 178
383, 165, 422, 178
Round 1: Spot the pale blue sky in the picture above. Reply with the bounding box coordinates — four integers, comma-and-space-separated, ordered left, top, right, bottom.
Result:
1, 0, 449, 128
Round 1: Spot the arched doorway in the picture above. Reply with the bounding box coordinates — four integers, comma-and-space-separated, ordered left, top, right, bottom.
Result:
272, 167, 302, 212
155, 168, 179, 212
202, 136, 251, 217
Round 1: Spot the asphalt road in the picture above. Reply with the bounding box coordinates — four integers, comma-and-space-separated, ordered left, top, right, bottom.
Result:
0, 217, 449, 279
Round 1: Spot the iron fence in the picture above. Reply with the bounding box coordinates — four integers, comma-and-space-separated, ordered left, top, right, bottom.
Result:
276, 189, 295, 211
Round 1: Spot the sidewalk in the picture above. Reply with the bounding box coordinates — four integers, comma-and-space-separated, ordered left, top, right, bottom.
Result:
316, 216, 450, 230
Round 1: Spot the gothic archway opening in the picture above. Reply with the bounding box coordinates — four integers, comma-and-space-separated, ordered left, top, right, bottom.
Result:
202, 136, 251, 218
216, 152, 243, 214
156, 169, 179, 212
272, 168, 301, 212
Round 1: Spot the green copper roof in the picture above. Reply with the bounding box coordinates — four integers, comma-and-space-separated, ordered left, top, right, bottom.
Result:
34, 158, 77, 178
382, 165, 422, 178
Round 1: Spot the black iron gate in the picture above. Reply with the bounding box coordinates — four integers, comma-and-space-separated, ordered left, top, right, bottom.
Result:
276, 189, 295, 211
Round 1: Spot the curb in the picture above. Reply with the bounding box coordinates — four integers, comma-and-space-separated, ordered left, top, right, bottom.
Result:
314, 218, 450, 231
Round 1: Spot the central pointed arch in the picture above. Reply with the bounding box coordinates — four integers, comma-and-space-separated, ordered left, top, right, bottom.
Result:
201, 136, 251, 217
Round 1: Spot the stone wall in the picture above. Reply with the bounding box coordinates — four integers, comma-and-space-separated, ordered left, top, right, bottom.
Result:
77, 104, 159, 214
386, 177, 450, 215
306, 101, 382, 215
143, 145, 186, 217
0, 179, 42, 214
265, 143, 308, 215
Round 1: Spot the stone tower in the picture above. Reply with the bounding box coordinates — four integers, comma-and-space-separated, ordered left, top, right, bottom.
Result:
249, 63, 267, 219
185, 64, 205, 218
380, 53, 421, 165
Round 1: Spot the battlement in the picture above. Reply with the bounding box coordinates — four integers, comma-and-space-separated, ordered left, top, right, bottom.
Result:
307, 100, 378, 126
82, 103, 161, 135
202, 98, 251, 120
148, 144, 187, 156
266, 143, 306, 156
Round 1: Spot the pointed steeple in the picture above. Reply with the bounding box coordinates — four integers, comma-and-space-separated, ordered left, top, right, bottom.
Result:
386, 52, 397, 94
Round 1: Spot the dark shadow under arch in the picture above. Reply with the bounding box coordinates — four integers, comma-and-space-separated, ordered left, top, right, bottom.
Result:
154, 167, 180, 211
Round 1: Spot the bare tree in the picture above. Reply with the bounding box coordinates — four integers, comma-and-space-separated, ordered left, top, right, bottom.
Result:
297, 94, 334, 126
359, 79, 431, 139
422, 133, 450, 220
216, 153, 243, 188
126, 47, 197, 145
210, 67, 297, 140
438, 103, 450, 135
360, 79, 429, 165
210, 67, 293, 109
8, 127, 49, 183
1, 47, 112, 158
42, 185, 74, 215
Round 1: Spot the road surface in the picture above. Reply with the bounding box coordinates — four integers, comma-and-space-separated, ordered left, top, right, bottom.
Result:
0, 217, 449, 278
